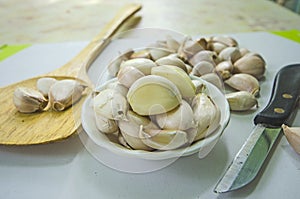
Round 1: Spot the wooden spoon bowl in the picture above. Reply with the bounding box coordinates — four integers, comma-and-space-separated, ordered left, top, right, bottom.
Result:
0, 4, 142, 145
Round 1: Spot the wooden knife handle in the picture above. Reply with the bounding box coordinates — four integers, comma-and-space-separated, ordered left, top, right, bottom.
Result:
254, 64, 300, 127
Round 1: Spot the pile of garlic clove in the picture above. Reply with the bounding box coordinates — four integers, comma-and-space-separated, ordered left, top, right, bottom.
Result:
107, 35, 266, 112
93, 56, 221, 151
13, 77, 87, 113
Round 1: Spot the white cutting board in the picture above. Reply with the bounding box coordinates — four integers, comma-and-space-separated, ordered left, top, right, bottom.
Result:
0, 32, 300, 199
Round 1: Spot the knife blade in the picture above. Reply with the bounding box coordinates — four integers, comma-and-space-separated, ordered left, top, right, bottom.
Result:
214, 64, 300, 193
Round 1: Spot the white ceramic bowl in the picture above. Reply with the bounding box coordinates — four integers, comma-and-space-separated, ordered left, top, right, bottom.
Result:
81, 77, 230, 160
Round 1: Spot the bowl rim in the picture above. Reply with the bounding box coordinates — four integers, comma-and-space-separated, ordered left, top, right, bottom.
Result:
81, 76, 230, 160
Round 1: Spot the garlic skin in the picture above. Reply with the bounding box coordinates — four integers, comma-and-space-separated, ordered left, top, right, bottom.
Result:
192, 93, 221, 142
166, 35, 180, 52
49, 79, 86, 111
155, 100, 196, 130
225, 91, 258, 111
139, 128, 189, 150
120, 58, 157, 75
13, 87, 48, 113
94, 113, 118, 134
282, 124, 300, 154
225, 73, 260, 96
93, 88, 128, 120
36, 77, 57, 97
117, 66, 145, 88
233, 53, 266, 79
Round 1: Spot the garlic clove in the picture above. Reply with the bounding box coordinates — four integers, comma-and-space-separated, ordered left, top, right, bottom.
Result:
189, 50, 218, 66
117, 66, 145, 88
139, 128, 188, 150
148, 48, 173, 61
215, 60, 234, 80
94, 113, 119, 134
225, 91, 258, 111
208, 35, 238, 47
107, 50, 134, 77
225, 73, 260, 96
239, 48, 250, 57
13, 87, 48, 113
282, 124, 300, 154
192, 79, 208, 95
166, 35, 180, 52
118, 110, 156, 150
191, 93, 220, 141
118, 133, 132, 149
130, 49, 152, 59
155, 100, 195, 130
233, 53, 266, 79
177, 37, 205, 60
49, 79, 86, 111
207, 41, 228, 54
185, 64, 193, 74
151, 65, 196, 98
105, 81, 128, 97
127, 75, 182, 116
119, 58, 157, 75
218, 47, 242, 63
155, 55, 187, 73
93, 88, 128, 120
190, 61, 215, 77
36, 77, 57, 97
200, 73, 224, 91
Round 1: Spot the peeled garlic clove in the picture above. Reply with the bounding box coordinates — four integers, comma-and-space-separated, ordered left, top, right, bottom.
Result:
219, 47, 242, 63
127, 75, 182, 115
282, 124, 300, 154
118, 133, 132, 149
201, 73, 224, 91
13, 87, 48, 113
151, 65, 196, 98
105, 81, 128, 97
215, 60, 233, 80
191, 61, 215, 76
155, 55, 187, 73
93, 88, 128, 120
118, 110, 156, 150
233, 53, 266, 79
130, 49, 151, 59
225, 91, 258, 111
192, 93, 220, 141
49, 79, 86, 111
36, 77, 57, 97
107, 50, 134, 77
94, 113, 118, 134
189, 50, 218, 66
155, 100, 195, 130
225, 73, 260, 96
120, 58, 157, 75
117, 66, 145, 88
140, 129, 188, 150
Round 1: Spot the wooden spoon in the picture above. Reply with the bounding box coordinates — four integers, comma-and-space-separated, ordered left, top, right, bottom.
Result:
0, 3, 142, 145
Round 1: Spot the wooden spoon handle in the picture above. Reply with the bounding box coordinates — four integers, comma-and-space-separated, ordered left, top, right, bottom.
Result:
47, 3, 142, 83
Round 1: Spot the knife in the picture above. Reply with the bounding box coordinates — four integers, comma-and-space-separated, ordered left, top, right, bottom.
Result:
214, 64, 300, 193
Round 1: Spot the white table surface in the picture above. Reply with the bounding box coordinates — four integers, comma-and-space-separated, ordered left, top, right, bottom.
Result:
0, 32, 300, 199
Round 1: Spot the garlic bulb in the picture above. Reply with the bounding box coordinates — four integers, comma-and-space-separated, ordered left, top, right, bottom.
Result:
36, 77, 57, 97
225, 73, 260, 96
225, 91, 258, 111
282, 124, 300, 154
155, 100, 195, 130
93, 88, 128, 120
49, 79, 86, 111
127, 75, 182, 115
13, 87, 48, 113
